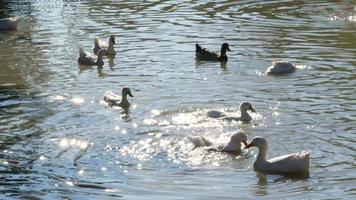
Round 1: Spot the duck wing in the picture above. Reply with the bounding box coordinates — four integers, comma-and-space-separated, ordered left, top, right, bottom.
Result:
266, 61, 296, 75
103, 91, 122, 106
93, 38, 109, 54
98, 39, 108, 49
78, 51, 97, 65
195, 43, 219, 61
222, 116, 241, 122
206, 144, 241, 153
265, 151, 310, 174
187, 136, 213, 148
207, 110, 226, 118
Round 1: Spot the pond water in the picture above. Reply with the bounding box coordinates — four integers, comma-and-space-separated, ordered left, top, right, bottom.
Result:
0, 0, 355, 199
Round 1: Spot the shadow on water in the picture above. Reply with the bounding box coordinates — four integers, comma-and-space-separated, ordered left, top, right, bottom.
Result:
0, 2, 59, 198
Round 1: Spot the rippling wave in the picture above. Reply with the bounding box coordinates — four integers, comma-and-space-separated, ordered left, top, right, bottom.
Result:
0, 0, 355, 199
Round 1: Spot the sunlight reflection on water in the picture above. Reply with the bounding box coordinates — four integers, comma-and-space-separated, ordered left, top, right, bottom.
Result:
0, 0, 355, 199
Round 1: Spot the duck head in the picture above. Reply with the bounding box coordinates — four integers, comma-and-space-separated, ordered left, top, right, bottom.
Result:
245, 136, 267, 149
240, 102, 256, 113
231, 132, 248, 146
109, 35, 116, 45
122, 87, 133, 97
221, 43, 231, 55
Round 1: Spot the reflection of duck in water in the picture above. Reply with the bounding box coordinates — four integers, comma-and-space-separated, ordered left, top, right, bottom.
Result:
265, 61, 296, 75
0, 17, 18, 30
77, 47, 106, 66
245, 136, 310, 177
103, 87, 133, 108
93, 35, 116, 57
187, 132, 248, 154
195, 43, 231, 62
207, 102, 256, 123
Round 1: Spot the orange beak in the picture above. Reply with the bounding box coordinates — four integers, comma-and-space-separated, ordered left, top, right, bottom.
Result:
244, 142, 253, 149
243, 141, 248, 147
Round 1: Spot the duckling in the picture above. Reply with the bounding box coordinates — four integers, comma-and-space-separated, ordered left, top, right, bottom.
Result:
103, 87, 133, 108
245, 136, 310, 177
207, 102, 256, 123
77, 47, 106, 66
188, 132, 248, 154
0, 17, 18, 30
195, 43, 231, 62
93, 35, 116, 57
265, 61, 296, 75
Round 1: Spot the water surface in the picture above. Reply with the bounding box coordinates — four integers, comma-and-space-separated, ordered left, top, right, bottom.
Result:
0, 0, 355, 199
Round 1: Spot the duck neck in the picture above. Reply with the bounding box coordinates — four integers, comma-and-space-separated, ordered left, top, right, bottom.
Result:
121, 91, 129, 106
108, 41, 115, 54
221, 46, 227, 56
96, 52, 104, 65
256, 145, 267, 161
240, 109, 251, 122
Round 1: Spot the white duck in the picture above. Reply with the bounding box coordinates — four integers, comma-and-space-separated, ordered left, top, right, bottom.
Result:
0, 17, 18, 30
77, 47, 106, 66
265, 61, 296, 75
188, 132, 248, 154
93, 35, 116, 57
245, 136, 310, 176
103, 87, 133, 108
207, 102, 256, 123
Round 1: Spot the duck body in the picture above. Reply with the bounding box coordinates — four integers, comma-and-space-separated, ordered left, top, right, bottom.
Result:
188, 132, 248, 154
195, 43, 230, 62
187, 136, 213, 148
77, 48, 106, 66
103, 87, 133, 108
254, 152, 310, 175
93, 35, 116, 57
265, 61, 296, 75
246, 137, 310, 177
207, 110, 226, 118
0, 17, 18, 30
207, 102, 256, 123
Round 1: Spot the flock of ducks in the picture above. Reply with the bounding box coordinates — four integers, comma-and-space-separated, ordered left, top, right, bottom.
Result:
2, 16, 308, 178
188, 131, 309, 177
77, 35, 117, 66
76, 35, 309, 178
75, 34, 297, 76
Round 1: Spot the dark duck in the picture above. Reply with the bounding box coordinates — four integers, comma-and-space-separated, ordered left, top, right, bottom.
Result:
195, 43, 231, 62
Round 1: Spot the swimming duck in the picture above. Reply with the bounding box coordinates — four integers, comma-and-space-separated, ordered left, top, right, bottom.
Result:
187, 135, 213, 148
77, 47, 106, 66
93, 35, 116, 57
103, 87, 133, 108
195, 43, 231, 62
207, 102, 256, 123
245, 136, 310, 177
188, 132, 248, 154
0, 17, 18, 30
265, 61, 296, 75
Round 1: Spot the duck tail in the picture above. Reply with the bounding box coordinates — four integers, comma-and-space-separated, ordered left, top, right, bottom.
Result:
79, 47, 85, 55
195, 42, 202, 52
